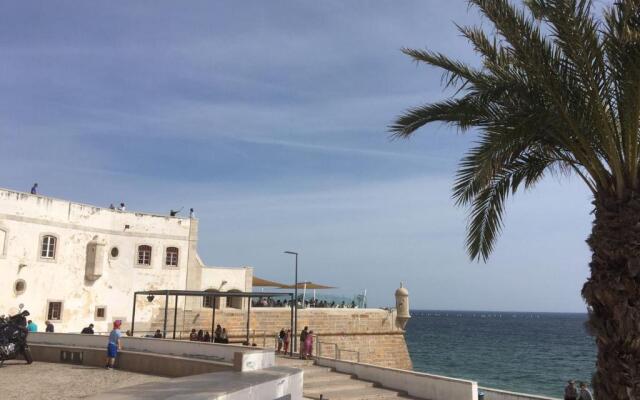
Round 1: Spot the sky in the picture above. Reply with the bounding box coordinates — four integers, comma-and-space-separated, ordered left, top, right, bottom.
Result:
0, 1, 598, 312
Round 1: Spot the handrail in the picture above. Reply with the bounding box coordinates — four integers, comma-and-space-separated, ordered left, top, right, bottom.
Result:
316, 337, 359, 363
337, 348, 360, 363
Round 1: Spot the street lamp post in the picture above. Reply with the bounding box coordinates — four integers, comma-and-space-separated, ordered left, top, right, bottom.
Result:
284, 251, 298, 355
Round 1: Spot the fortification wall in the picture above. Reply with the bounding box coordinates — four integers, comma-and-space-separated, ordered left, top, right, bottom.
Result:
151, 307, 413, 370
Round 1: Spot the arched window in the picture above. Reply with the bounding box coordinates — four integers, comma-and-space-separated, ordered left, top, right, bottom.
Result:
137, 245, 152, 265
41, 235, 57, 259
165, 247, 179, 267
203, 289, 221, 309
226, 289, 243, 309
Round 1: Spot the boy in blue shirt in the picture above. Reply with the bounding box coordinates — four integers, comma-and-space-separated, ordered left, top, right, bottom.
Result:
105, 320, 122, 369
26, 320, 37, 332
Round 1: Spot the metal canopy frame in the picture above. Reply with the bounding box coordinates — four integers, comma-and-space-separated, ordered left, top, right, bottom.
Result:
130, 289, 295, 355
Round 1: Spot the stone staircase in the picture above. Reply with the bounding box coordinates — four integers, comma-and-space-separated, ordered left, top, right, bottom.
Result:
276, 356, 420, 400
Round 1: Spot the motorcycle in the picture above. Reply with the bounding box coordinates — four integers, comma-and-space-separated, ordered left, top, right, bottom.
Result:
0, 310, 33, 367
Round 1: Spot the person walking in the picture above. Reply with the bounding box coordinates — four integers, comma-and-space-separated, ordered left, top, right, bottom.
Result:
564, 380, 578, 400
45, 320, 54, 332
105, 320, 123, 369
26, 320, 38, 332
81, 323, 95, 334
578, 382, 593, 400
299, 326, 309, 358
189, 329, 198, 341
203, 331, 211, 342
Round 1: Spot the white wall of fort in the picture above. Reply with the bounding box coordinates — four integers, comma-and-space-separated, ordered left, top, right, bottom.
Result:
0, 188, 251, 333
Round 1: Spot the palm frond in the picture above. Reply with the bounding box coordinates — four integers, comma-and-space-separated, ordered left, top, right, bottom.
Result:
389, 0, 638, 261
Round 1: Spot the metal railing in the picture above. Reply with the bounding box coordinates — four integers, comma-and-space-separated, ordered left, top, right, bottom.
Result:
316, 338, 360, 363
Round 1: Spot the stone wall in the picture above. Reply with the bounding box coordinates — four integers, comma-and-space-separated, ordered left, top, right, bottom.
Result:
151, 307, 413, 370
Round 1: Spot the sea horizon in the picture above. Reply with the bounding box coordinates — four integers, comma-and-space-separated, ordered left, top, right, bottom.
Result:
410, 308, 588, 315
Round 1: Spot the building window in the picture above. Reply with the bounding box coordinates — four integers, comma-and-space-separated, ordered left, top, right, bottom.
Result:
203, 289, 221, 309
14, 279, 26, 295
0, 228, 6, 256
137, 245, 152, 265
226, 290, 243, 309
95, 306, 107, 320
165, 247, 179, 267
41, 235, 57, 259
47, 301, 62, 320
110, 247, 119, 259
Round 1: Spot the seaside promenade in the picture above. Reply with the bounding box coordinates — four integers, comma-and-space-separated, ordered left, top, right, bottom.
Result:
3, 331, 563, 400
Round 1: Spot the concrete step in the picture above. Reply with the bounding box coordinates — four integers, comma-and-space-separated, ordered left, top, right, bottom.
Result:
304, 371, 356, 384
305, 386, 407, 400
302, 366, 335, 374
305, 378, 375, 392
276, 358, 316, 367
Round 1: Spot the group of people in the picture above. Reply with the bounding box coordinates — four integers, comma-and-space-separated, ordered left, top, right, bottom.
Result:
564, 380, 593, 400
276, 326, 314, 359
107, 203, 195, 218
252, 297, 358, 309
189, 325, 229, 343
26, 319, 55, 333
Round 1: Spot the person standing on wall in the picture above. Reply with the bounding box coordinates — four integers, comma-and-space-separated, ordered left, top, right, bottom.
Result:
30, 183, 37, 195
81, 324, 94, 334
105, 320, 122, 369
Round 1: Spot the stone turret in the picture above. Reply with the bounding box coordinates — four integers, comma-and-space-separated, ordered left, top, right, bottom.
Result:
395, 282, 411, 329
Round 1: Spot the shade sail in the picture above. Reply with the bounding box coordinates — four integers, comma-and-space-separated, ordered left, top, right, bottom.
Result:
252, 276, 289, 288
280, 281, 336, 290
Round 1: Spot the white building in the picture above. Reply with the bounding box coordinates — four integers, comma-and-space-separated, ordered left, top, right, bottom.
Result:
0, 188, 253, 333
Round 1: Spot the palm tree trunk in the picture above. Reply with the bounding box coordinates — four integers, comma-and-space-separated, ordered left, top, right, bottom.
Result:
583, 196, 640, 399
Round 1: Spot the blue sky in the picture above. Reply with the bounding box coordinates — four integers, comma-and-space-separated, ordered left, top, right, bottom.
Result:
0, 1, 596, 312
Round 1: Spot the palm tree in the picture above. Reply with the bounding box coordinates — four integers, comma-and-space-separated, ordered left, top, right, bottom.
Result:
390, 0, 640, 397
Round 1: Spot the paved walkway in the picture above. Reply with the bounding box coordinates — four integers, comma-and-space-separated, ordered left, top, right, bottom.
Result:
276, 356, 420, 400
0, 360, 167, 400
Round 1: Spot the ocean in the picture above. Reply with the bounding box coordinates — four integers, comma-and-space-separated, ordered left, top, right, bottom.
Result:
404, 311, 596, 398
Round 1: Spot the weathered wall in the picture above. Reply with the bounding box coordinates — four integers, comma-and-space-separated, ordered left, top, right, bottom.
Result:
0, 188, 250, 333
153, 307, 413, 370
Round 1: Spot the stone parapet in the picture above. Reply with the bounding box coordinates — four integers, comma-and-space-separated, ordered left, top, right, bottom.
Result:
151, 307, 413, 370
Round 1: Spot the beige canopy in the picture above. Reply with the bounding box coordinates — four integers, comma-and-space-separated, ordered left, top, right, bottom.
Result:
252, 277, 336, 290
280, 281, 336, 290
252, 276, 289, 288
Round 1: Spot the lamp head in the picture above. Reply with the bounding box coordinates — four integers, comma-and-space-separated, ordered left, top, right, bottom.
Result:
284, 251, 298, 255
146, 294, 155, 302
